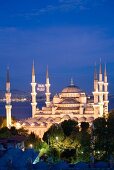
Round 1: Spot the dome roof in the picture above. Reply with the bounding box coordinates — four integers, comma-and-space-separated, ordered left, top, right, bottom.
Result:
62, 85, 82, 93
62, 78, 82, 93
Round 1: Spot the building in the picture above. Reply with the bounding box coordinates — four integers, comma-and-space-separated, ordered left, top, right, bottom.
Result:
15, 62, 109, 139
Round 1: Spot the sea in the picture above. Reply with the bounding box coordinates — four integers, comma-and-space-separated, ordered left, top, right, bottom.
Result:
0, 97, 114, 120
0, 101, 45, 120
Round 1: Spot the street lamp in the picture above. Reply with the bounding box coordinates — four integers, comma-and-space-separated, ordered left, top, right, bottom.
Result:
29, 144, 33, 149
56, 136, 58, 141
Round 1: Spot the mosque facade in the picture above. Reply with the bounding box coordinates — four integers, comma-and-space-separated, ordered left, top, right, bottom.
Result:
13, 62, 109, 138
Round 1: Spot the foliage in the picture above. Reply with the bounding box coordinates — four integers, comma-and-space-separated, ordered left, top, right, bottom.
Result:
0, 126, 28, 138
0, 116, 6, 128
81, 122, 89, 132
93, 116, 114, 160
43, 124, 64, 145
109, 109, 114, 119
25, 132, 42, 151
61, 119, 78, 136
0, 127, 11, 138
43, 119, 91, 163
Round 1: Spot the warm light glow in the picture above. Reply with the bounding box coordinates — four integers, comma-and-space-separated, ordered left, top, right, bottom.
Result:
56, 136, 58, 141
16, 122, 21, 129
29, 144, 33, 148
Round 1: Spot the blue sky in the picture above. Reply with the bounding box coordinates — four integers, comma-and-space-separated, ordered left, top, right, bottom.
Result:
0, 0, 114, 94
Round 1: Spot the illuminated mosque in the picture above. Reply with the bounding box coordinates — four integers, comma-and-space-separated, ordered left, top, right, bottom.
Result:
5, 62, 109, 139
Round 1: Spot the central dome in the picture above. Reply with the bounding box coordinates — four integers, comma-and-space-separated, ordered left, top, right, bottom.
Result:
62, 85, 81, 93
62, 79, 82, 93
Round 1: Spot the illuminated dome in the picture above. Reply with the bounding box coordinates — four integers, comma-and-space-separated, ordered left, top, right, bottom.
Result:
62, 79, 82, 93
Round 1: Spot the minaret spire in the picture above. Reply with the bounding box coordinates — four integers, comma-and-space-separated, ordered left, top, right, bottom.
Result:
104, 63, 109, 117
99, 58, 102, 74
31, 61, 37, 118
46, 65, 48, 78
99, 58, 103, 83
93, 63, 98, 106
45, 65, 51, 107
32, 60, 35, 83
98, 59, 104, 117
104, 63, 107, 77
7, 67, 10, 83
94, 63, 97, 80
5, 67, 12, 128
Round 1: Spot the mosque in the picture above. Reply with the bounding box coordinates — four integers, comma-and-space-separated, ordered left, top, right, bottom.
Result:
5, 62, 109, 139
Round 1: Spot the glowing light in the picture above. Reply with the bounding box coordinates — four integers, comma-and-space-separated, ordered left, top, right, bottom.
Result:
29, 144, 33, 148
56, 136, 58, 141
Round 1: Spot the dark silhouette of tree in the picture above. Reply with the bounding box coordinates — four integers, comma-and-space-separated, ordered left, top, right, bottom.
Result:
81, 122, 89, 132
61, 119, 78, 136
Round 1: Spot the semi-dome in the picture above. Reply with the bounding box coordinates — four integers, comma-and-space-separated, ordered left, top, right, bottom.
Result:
61, 98, 80, 104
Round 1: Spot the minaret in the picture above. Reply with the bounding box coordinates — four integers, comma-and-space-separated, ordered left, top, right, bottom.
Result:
93, 63, 98, 104
98, 61, 104, 117
45, 66, 51, 107
5, 67, 12, 129
31, 61, 37, 118
104, 64, 109, 117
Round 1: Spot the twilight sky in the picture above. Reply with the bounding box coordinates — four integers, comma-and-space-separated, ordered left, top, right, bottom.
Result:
0, 0, 114, 94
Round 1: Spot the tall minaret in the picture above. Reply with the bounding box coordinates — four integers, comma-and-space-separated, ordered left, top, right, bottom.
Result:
45, 66, 51, 107
98, 61, 104, 117
93, 63, 98, 104
104, 64, 109, 117
31, 61, 37, 118
5, 67, 12, 129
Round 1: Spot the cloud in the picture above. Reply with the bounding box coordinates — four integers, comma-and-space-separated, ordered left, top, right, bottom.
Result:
0, 25, 113, 91
15, 0, 107, 19
0, 27, 17, 32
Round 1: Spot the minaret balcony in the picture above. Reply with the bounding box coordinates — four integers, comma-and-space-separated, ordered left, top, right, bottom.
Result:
98, 102, 104, 105
98, 81, 104, 85
31, 82, 36, 85
104, 82, 108, 85
31, 92, 37, 95
93, 104, 99, 107
104, 100, 109, 103
103, 92, 109, 94
45, 84, 50, 87
5, 105, 12, 109
45, 92, 51, 95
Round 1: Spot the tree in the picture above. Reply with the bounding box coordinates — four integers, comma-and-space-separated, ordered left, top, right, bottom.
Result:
61, 119, 78, 136
109, 109, 114, 119
70, 129, 91, 162
0, 116, 6, 128
93, 117, 110, 160
81, 122, 89, 132
43, 124, 64, 145
25, 132, 42, 151
0, 127, 11, 138
0, 126, 28, 138
106, 116, 114, 156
